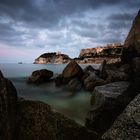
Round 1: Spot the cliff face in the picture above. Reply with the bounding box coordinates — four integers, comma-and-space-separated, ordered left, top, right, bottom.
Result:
121, 10, 140, 63
34, 52, 71, 64
76, 43, 122, 64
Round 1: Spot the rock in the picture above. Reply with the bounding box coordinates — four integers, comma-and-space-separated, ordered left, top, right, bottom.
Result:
62, 61, 84, 79
99, 60, 108, 79
84, 65, 100, 75
0, 70, 4, 78
27, 69, 53, 84
131, 57, 140, 77
102, 93, 140, 140
84, 73, 105, 91
55, 74, 71, 87
66, 78, 82, 92
86, 81, 129, 135
55, 61, 84, 87
16, 100, 98, 140
121, 10, 140, 63
0, 70, 98, 140
119, 64, 132, 74
0, 70, 17, 140
34, 52, 71, 64
106, 70, 129, 83
84, 80, 105, 91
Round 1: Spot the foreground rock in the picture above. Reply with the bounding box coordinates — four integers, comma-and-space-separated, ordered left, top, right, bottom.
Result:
0, 70, 98, 140
102, 93, 140, 140
121, 10, 140, 63
27, 69, 53, 84
0, 70, 17, 140
16, 100, 97, 140
86, 81, 129, 135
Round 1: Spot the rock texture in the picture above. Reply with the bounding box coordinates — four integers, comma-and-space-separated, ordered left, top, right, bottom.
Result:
0, 70, 98, 140
62, 61, 84, 78
86, 81, 129, 135
27, 69, 53, 84
34, 52, 71, 64
121, 10, 140, 63
16, 100, 97, 140
102, 93, 140, 140
0, 70, 17, 140
55, 61, 84, 87
76, 43, 122, 64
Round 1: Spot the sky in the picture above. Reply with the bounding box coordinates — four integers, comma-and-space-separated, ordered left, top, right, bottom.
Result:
0, 0, 140, 63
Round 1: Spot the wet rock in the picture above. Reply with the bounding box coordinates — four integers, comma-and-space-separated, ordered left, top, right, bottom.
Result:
106, 70, 129, 83
84, 65, 99, 75
55, 61, 84, 86
66, 78, 82, 92
86, 81, 129, 135
131, 57, 140, 77
99, 60, 108, 79
27, 69, 53, 84
102, 93, 140, 140
119, 64, 132, 74
55, 74, 71, 87
84, 73, 105, 91
0, 70, 98, 140
62, 61, 84, 79
16, 100, 98, 140
0, 70, 17, 140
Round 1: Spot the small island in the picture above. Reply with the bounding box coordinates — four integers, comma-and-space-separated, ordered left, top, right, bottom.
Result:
34, 52, 71, 64
34, 43, 122, 64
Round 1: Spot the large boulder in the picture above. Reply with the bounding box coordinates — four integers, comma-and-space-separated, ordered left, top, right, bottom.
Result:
84, 73, 105, 91
0, 70, 17, 140
55, 74, 71, 87
131, 57, 140, 77
84, 65, 100, 75
106, 70, 129, 83
62, 61, 84, 78
86, 81, 129, 135
121, 10, 140, 63
55, 61, 84, 86
102, 93, 140, 140
66, 78, 82, 92
99, 60, 108, 79
16, 100, 98, 140
27, 69, 53, 84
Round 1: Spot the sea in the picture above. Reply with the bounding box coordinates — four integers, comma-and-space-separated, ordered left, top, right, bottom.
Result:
0, 63, 99, 125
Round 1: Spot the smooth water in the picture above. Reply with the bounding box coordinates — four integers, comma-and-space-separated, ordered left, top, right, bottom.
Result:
0, 63, 99, 125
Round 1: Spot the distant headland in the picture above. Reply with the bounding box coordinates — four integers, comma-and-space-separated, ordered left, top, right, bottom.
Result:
34, 43, 122, 64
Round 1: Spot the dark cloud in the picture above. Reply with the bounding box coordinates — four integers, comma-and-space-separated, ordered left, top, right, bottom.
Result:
0, 0, 138, 28
108, 21, 131, 30
108, 13, 136, 21
0, 0, 140, 62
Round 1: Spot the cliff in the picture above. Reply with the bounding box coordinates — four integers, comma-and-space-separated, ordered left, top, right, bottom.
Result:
34, 52, 71, 64
76, 43, 123, 64
121, 10, 140, 63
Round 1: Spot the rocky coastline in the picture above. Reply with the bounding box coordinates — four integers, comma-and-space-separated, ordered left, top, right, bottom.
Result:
0, 10, 140, 140
34, 44, 122, 64
34, 52, 71, 64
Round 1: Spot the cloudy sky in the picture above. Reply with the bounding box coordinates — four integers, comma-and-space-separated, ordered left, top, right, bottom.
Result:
0, 0, 140, 63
